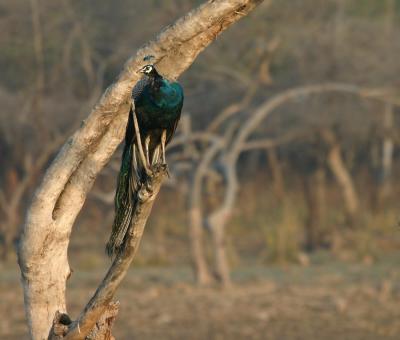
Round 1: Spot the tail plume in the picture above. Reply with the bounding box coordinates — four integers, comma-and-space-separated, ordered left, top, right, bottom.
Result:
106, 107, 165, 257
106, 109, 142, 257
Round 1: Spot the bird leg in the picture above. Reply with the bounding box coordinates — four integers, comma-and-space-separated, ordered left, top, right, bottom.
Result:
132, 144, 139, 178
161, 129, 167, 164
144, 135, 151, 166
132, 109, 152, 176
151, 145, 160, 165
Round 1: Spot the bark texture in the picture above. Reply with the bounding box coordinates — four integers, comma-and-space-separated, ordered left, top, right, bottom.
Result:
17, 1, 264, 339
200, 83, 390, 286
57, 166, 166, 340
189, 137, 224, 285
321, 129, 359, 224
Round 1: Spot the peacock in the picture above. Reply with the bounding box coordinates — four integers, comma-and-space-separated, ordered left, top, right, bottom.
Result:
106, 63, 184, 257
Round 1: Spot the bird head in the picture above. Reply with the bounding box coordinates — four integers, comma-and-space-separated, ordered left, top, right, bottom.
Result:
138, 64, 158, 76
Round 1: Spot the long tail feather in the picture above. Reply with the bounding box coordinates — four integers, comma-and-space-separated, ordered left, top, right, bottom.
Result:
106, 108, 143, 257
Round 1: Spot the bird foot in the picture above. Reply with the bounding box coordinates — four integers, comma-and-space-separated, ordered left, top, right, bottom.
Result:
144, 165, 153, 177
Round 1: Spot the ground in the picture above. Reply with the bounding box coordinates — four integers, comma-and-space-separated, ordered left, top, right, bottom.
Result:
2, 256, 400, 340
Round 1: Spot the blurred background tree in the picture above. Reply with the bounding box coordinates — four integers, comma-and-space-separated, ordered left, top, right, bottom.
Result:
0, 0, 399, 278
2, 1, 400, 339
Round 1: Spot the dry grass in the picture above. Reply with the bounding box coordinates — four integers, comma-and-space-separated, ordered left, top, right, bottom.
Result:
2, 255, 400, 340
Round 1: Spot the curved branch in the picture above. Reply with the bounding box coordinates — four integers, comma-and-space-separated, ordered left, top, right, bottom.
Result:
240, 129, 308, 152
189, 137, 224, 285
230, 83, 395, 162
18, 1, 264, 339
203, 82, 390, 286
168, 131, 220, 149
207, 81, 258, 133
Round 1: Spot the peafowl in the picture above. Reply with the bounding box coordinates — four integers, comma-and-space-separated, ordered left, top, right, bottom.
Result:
106, 64, 184, 257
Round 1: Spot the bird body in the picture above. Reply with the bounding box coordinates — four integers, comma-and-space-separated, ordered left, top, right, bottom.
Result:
135, 78, 183, 153
106, 65, 183, 257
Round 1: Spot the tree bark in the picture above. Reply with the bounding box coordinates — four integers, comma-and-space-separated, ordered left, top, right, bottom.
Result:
379, 103, 394, 202
379, 0, 395, 202
206, 83, 388, 287
189, 207, 213, 285
266, 147, 285, 202
303, 167, 326, 251
189, 138, 223, 286
207, 158, 237, 288
50, 166, 167, 339
209, 208, 232, 288
321, 129, 359, 225
17, 1, 264, 339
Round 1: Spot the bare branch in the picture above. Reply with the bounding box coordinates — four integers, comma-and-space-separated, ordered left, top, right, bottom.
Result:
230, 83, 398, 162
59, 166, 167, 339
320, 128, 359, 223
17, 1, 265, 339
241, 129, 307, 152
189, 136, 224, 286
203, 83, 389, 287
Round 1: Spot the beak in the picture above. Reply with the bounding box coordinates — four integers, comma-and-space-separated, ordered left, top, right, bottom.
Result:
137, 68, 144, 74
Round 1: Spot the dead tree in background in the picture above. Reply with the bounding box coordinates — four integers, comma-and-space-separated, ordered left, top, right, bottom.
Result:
211, 84, 369, 285
169, 128, 226, 286
190, 136, 224, 285
17, 1, 264, 339
266, 147, 285, 202
320, 128, 360, 225
295, 137, 327, 251
380, 102, 394, 201
0, 134, 67, 260
192, 83, 394, 286
0, 0, 108, 260
379, 0, 396, 202
304, 165, 327, 250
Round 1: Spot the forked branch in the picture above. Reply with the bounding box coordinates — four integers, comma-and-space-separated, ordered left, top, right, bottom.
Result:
49, 166, 168, 339
17, 1, 264, 339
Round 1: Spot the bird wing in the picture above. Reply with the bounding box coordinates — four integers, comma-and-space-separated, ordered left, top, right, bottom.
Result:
132, 77, 150, 102
166, 83, 184, 144
166, 103, 183, 145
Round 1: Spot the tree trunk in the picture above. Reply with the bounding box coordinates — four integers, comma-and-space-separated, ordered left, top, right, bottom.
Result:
50, 166, 167, 340
17, 1, 264, 338
207, 158, 237, 289
266, 147, 285, 202
189, 207, 213, 285
379, 103, 394, 198
209, 210, 232, 288
321, 129, 359, 225
303, 167, 326, 251
378, 0, 395, 202
188, 138, 223, 286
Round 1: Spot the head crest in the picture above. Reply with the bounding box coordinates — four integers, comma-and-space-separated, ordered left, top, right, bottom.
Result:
143, 55, 155, 62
